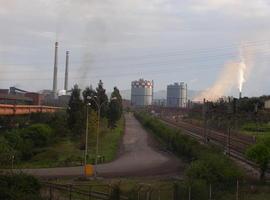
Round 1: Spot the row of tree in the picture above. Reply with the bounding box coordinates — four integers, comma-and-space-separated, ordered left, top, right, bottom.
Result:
67, 80, 123, 136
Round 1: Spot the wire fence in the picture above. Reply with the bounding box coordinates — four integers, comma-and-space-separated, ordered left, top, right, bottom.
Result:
41, 180, 270, 200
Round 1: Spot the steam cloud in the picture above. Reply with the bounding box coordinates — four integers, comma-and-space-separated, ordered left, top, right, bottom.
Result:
195, 46, 254, 101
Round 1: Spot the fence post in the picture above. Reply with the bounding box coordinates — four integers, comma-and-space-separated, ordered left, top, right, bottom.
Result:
236, 179, 239, 200
49, 184, 53, 200
209, 184, 212, 200
188, 187, 191, 200
89, 186, 92, 200
173, 182, 179, 200
69, 184, 72, 200
110, 184, 120, 200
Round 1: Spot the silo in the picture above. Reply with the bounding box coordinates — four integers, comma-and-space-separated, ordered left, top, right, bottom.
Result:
166, 82, 187, 108
131, 79, 153, 106
180, 82, 187, 108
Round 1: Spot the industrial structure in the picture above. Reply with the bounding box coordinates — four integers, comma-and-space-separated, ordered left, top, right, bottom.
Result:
166, 82, 188, 108
52, 42, 58, 99
131, 79, 153, 107
0, 104, 62, 116
0, 87, 44, 105
64, 51, 69, 91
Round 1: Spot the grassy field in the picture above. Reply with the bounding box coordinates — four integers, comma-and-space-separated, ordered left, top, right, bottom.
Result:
15, 117, 124, 169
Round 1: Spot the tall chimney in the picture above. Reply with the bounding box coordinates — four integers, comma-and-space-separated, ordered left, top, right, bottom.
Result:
53, 42, 58, 99
64, 51, 69, 91
239, 91, 242, 99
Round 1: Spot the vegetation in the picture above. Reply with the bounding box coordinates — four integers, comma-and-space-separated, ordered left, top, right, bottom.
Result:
0, 173, 41, 200
108, 87, 123, 129
67, 84, 85, 136
0, 80, 124, 168
246, 136, 270, 181
135, 112, 242, 187
187, 96, 270, 136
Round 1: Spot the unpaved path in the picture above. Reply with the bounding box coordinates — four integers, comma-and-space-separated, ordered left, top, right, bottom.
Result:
18, 113, 184, 178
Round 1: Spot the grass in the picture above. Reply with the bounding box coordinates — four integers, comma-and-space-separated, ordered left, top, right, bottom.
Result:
240, 122, 270, 139
87, 117, 124, 163
14, 117, 124, 169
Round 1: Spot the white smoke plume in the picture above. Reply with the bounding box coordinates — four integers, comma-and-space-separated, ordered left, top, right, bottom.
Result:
238, 52, 247, 93
194, 45, 254, 101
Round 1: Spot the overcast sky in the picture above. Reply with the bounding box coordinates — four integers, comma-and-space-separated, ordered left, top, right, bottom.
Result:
0, 0, 270, 97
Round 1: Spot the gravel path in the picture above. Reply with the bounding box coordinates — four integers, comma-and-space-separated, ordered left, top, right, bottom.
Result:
18, 113, 184, 178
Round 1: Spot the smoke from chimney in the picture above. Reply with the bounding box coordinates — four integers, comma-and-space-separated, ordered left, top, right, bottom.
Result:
53, 42, 58, 98
64, 51, 69, 91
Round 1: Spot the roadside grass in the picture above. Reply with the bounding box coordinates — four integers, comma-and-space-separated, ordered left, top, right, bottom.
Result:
14, 117, 124, 169
17, 138, 83, 168
87, 117, 124, 163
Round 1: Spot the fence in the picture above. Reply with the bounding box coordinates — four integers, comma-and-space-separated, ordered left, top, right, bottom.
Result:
41, 179, 270, 200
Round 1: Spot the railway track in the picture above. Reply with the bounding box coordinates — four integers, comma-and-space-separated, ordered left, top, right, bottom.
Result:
158, 117, 270, 175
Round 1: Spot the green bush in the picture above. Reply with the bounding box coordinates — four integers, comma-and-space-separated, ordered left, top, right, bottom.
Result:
246, 142, 270, 180
186, 153, 241, 185
0, 173, 41, 200
0, 137, 14, 166
21, 124, 54, 147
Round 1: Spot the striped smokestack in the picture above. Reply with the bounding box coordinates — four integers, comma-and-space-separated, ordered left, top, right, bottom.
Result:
53, 42, 58, 99
64, 51, 69, 91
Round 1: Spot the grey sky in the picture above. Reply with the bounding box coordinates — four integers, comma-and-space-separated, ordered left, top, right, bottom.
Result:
0, 0, 270, 97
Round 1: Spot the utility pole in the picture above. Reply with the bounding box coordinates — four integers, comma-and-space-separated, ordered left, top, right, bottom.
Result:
84, 103, 90, 168
236, 179, 239, 200
203, 99, 208, 143
227, 98, 233, 156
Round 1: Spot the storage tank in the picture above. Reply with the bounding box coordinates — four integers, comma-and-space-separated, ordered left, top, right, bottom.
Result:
180, 82, 187, 108
131, 79, 153, 106
166, 82, 187, 108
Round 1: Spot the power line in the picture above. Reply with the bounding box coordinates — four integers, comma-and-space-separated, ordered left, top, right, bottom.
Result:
0, 38, 269, 70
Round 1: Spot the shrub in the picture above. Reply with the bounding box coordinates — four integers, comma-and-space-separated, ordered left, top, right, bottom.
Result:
186, 153, 242, 185
246, 142, 270, 180
21, 124, 54, 147
0, 137, 14, 166
0, 173, 41, 200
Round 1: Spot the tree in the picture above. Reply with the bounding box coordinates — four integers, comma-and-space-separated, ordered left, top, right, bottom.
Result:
82, 85, 97, 111
21, 124, 53, 147
67, 84, 85, 136
246, 142, 270, 181
107, 87, 123, 129
96, 80, 108, 117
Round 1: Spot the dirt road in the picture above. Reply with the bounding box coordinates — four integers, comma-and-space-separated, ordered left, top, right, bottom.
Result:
19, 113, 184, 178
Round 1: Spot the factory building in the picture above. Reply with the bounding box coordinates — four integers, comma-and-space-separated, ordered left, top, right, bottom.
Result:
0, 87, 44, 105
166, 82, 187, 108
131, 79, 153, 107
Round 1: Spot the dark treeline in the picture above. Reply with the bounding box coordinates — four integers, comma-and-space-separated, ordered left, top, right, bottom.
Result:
188, 96, 270, 131
67, 80, 123, 136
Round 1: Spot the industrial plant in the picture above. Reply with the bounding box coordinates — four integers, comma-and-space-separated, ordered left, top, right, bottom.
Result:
166, 82, 188, 108
131, 79, 154, 107
0, 42, 71, 107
